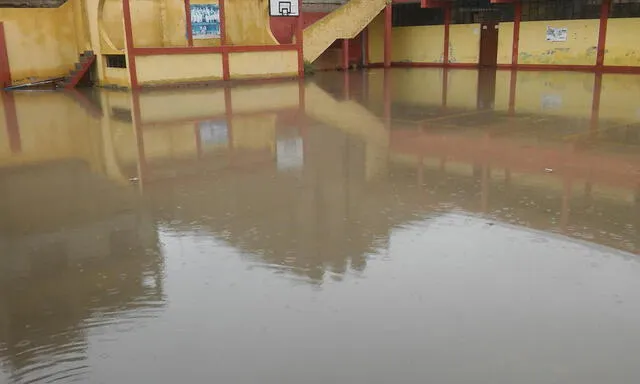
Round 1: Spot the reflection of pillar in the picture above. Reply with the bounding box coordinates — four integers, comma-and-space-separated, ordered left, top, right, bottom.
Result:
194, 124, 203, 159
224, 86, 234, 152
590, 73, 603, 138
384, 4, 392, 68
383, 69, 391, 128
2, 92, 20, 153
560, 177, 572, 233
417, 156, 424, 186
481, 164, 490, 213
343, 71, 350, 100
298, 79, 307, 166
131, 92, 147, 186
505, 168, 511, 186
441, 68, 448, 108
508, 69, 517, 115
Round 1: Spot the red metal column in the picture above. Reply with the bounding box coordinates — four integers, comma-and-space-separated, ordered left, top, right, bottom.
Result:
342, 39, 349, 70
220, 0, 230, 80
297, 0, 305, 78
443, 5, 451, 66
384, 4, 392, 68
596, 0, 611, 68
122, 0, 139, 88
0, 23, 12, 88
512, 0, 521, 66
185, 0, 193, 46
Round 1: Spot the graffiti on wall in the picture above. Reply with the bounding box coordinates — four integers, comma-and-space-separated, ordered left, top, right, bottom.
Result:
191, 4, 220, 39
546, 27, 568, 42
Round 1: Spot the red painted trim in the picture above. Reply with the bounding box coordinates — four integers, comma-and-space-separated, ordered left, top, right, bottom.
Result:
601, 65, 640, 74
131, 44, 298, 56
65, 53, 96, 89
508, 69, 517, 115
590, 73, 602, 137
384, 4, 392, 68
512, 0, 521, 65
0, 23, 12, 88
122, 0, 138, 88
596, 0, 611, 67
443, 5, 451, 65
296, 6, 304, 78
185, 0, 193, 47
2, 92, 20, 153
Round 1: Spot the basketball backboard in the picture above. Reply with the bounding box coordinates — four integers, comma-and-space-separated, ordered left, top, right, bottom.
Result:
269, 0, 299, 17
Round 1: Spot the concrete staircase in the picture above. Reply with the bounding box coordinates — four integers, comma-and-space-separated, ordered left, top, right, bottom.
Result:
302, 0, 386, 63
61, 50, 96, 89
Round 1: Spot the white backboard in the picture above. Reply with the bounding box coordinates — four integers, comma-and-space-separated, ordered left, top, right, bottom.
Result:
269, 0, 300, 17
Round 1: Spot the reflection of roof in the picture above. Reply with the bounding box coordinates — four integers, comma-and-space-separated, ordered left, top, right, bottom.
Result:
0, 0, 65, 7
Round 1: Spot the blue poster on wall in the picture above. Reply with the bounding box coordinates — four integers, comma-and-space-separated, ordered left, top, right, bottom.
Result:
191, 4, 220, 39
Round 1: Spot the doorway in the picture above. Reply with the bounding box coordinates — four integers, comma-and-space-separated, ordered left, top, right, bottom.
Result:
479, 22, 499, 68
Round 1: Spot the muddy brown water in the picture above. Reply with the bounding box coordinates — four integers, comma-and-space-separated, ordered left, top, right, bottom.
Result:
1, 69, 639, 383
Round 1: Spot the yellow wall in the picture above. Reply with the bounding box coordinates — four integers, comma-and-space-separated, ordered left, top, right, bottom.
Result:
225, 0, 278, 45
368, 13, 385, 64
448, 24, 480, 64
518, 19, 599, 66
391, 26, 444, 63
0, 0, 87, 83
603, 18, 640, 67
497, 22, 514, 65
228, 51, 298, 79
135, 54, 224, 85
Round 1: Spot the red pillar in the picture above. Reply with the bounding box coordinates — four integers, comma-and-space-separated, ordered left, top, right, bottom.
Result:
384, 4, 392, 68
296, 0, 305, 78
596, 0, 611, 68
512, 0, 521, 66
443, 5, 451, 66
122, 0, 138, 88
220, 0, 230, 80
184, 0, 193, 46
0, 23, 12, 88
342, 38, 349, 70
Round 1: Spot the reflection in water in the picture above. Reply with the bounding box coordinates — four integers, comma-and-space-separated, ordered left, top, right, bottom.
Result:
0, 69, 640, 383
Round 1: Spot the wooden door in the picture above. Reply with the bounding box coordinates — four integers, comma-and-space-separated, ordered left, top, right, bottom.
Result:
0, 23, 11, 88
479, 22, 499, 68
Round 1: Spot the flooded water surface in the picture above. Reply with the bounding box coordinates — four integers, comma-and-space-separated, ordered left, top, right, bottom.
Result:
1, 69, 640, 383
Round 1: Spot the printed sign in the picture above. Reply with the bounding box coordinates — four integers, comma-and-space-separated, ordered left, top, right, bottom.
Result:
269, 0, 299, 17
191, 4, 220, 39
546, 26, 567, 42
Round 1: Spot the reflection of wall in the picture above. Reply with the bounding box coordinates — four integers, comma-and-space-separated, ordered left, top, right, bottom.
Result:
0, 0, 88, 82
0, 161, 163, 381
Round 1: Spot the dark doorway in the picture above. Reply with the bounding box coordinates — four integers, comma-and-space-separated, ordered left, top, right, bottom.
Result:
479, 22, 499, 68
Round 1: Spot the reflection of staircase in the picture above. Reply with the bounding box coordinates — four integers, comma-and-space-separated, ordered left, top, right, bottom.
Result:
62, 51, 96, 89
302, 0, 386, 63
